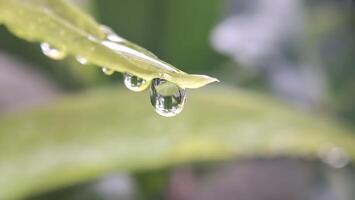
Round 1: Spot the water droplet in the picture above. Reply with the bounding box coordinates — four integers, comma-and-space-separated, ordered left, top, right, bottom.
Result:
318, 145, 349, 169
100, 25, 125, 43
150, 79, 186, 117
40, 42, 66, 60
123, 73, 150, 92
102, 67, 114, 76
76, 56, 88, 65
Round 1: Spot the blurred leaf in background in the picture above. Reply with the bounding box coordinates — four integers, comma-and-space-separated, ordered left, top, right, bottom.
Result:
1, 88, 355, 200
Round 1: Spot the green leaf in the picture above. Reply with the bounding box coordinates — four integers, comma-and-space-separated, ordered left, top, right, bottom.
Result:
0, 88, 354, 199
0, 0, 218, 89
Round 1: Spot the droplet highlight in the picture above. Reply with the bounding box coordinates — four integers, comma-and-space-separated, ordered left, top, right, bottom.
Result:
150, 79, 186, 117
40, 42, 66, 60
76, 56, 88, 65
102, 67, 114, 76
100, 25, 158, 59
123, 73, 150, 92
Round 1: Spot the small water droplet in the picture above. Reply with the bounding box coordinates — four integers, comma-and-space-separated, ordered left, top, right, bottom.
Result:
76, 56, 88, 65
100, 25, 125, 43
40, 42, 66, 60
150, 79, 186, 117
123, 73, 150, 92
102, 67, 114, 75
318, 145, 349, 169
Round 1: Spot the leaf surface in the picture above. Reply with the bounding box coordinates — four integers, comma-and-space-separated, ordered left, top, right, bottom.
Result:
0, 0, 218, 88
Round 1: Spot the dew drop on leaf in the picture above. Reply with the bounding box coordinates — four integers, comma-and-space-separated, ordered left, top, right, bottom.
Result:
102, 67, 114, 76
150, 79, 186, 117
76, 56, 88, 65
100, 25, 125, 43
123, 73, 150, 92
40, 42, 66, 60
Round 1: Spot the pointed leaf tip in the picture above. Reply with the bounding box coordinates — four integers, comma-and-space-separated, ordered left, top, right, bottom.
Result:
185, 74, 220, 88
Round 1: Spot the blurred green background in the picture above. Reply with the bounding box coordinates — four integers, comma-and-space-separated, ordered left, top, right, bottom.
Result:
0, 0, 355, 199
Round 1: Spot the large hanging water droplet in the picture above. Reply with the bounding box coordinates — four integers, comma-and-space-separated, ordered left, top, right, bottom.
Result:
102, 67, 114, 76
150, 79, 186, 117
123, 73, 150, 92
40, 42, 66, 60
76, 56, 88, 65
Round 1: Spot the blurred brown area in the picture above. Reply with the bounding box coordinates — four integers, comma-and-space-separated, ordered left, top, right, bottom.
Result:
168, 159, 355, 200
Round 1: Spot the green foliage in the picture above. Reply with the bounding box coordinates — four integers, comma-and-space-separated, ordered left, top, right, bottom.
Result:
0, 88, 354, 199
0, 0, 217, 89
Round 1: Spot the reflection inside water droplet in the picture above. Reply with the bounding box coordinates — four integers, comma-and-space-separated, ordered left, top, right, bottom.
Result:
123, 73, 150, 92
102, 67, 114, 75
76, 56, 88, 65
150, 79, 186, 117
318, 145, 349, 169
40, 42, 66, 60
